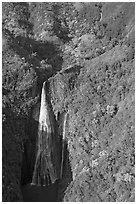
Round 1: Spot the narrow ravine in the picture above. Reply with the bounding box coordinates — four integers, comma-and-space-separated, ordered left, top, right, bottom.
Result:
21, 81, 69, 202
31, 81, 60, 186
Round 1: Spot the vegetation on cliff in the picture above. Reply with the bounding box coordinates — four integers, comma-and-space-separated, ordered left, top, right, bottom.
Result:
2, 2, 134, 202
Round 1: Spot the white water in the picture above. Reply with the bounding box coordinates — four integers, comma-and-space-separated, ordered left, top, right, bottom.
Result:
31, 82, 60, 186
60, 111, 69, 178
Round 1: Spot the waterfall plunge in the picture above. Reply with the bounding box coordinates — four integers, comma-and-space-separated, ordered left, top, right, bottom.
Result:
31, 82, 60, 186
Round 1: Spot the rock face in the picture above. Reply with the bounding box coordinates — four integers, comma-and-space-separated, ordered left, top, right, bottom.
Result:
48, 44, 135, 202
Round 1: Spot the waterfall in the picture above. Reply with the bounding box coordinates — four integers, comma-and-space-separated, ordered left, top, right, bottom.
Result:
31, 82, 60, 186
60, 111, 69, 178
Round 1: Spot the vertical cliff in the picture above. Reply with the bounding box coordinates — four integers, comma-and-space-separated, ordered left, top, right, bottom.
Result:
48, 43, 134, 202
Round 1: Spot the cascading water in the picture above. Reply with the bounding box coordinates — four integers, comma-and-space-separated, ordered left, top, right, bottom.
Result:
31, 81, 60, 186
60, 111, 69, 178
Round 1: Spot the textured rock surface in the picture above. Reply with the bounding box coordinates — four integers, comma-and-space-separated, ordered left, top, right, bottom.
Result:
49, 44, 134, 202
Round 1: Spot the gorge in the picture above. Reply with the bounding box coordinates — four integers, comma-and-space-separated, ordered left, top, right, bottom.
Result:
21, 81, 71, 201
2, 2, 135, 202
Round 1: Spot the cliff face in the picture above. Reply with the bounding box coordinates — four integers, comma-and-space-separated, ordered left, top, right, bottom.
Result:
48, 4, 135, 201
2, 2, 134, 202
49, 44, 134, 202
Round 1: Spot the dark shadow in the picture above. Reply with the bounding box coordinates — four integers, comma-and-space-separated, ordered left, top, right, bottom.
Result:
13, 35, 63, 72
3, 28, 63, 91
45, 82, 62, 173
20, 113, 60, 201
21, 118, 38, 186
67, 65, 82, 91
48, 109, 73, 201
57, 141, 73, 201
51, 3, 73, 43
22, 181, 58, 202
16, 35, 63, 91
62, 64, 82, 74
21, 115, 59, 202
53, 18, 72, 43
21, 88, 61, 201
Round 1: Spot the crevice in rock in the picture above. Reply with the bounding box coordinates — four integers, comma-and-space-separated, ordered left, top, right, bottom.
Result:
20, 81, 72, 201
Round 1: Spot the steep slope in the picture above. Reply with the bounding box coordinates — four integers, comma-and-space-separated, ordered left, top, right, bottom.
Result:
48, 42, 134, 202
